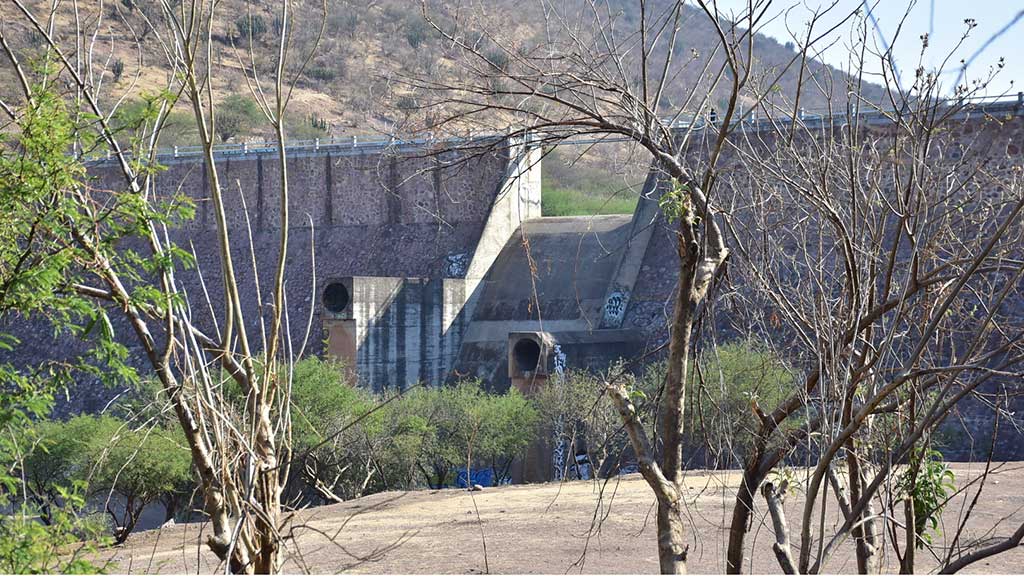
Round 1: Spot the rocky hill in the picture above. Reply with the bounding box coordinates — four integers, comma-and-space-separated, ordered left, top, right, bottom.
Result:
1, 0, 883, 146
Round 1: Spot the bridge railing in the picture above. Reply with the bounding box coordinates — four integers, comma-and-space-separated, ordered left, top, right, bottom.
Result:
88, 91, 1022, 160
667, 91, 1023, 132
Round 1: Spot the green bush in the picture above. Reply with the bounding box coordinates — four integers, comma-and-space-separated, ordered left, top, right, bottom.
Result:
899, 447, 955, 548
215, 94, 263, 142
532, 342, 795, 474
287, 357, 434, 501
686, 341, 795, 466
403, 17, 429, 49
25, 415, 192, 543
235, 14, 267, 42
287, 359, 539, 498
0, 381, 107, 573
399, 381, 538, 486
111, 96, 199, 148
0, 485, 108, 574
304, 65, 338, 82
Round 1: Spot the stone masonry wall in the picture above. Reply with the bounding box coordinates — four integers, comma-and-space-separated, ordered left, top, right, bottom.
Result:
624, 104, 1024, 459
10, 138, 536, 412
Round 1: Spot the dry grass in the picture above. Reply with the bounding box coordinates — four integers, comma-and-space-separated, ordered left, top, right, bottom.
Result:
104, 463, 1024, 574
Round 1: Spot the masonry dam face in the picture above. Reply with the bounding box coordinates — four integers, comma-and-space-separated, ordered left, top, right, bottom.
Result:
10, 102, 1024, 466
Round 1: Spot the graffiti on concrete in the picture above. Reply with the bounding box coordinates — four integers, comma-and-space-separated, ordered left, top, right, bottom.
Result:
455, 467, 494, 488
551, 344, 568, 481
445, 252, 469, 277
552, 344, 566, 376
574, 450, 592, 481
602, 290, 628, 326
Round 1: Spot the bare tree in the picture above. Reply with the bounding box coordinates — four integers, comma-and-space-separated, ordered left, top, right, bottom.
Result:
716, 15, 1024, 572
1, 0, 325, 571
413, 1, 1023, 573
408, 0, 871, 572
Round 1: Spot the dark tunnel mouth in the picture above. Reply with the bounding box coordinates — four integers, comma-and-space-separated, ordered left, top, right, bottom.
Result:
513, 338, 542, 373
323, 282, 350, 314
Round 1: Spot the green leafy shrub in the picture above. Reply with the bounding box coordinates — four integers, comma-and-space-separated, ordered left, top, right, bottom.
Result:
304, 65, 338, 82
0, 381, 107, 573
403, 17, 429, 49
215, 94, 263, 142
395, 381, 538, 487
899, 447, 955, 548
287, 360, 538, 498
286, 357, 435, 501
0, 485, 108, 574
25, 415, 192, 543
531, 342, 794, 473
112, 95, 199, 148
235, 14, 267, 42
685, 341, 795, 466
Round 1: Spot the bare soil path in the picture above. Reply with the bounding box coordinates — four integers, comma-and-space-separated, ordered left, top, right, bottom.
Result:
106, 463, 1024, 574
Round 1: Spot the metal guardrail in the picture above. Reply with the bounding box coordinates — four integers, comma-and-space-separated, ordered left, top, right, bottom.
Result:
564, 92, 1024, 146
677, 91, 1023, 130
89, 133, 460, 164
90, 92, 1023, 160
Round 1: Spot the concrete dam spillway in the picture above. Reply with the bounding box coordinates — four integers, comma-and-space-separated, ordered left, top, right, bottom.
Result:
9, 98, 1024, 467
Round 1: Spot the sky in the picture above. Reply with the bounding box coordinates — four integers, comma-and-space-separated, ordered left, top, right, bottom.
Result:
713, 0, 1024, 98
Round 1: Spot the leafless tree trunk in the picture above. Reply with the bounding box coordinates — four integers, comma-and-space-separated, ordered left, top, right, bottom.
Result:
1, 0, 325, 571
413, 2, 1023, 573
411, 1, 862, 571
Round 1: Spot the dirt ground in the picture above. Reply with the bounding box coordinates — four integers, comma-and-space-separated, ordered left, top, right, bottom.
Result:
105, 463, 1024, 574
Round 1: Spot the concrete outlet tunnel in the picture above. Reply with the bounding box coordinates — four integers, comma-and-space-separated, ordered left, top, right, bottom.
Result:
512, 337, 541, 374
323, 282, 350, 314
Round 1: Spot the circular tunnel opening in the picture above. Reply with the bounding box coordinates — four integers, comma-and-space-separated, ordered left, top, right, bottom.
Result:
323, 282, 350, 314
513, 338, 542, 374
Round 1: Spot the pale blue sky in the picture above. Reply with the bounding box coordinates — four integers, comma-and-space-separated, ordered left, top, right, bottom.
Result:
714, 0, 1023, 97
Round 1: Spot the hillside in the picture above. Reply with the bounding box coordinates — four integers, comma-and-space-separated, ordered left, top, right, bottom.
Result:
1, 0, 883, 146
0, 1, 885, 216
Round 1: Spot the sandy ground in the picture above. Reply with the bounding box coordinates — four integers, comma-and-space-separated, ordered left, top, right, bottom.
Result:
104, 463, 1024, 574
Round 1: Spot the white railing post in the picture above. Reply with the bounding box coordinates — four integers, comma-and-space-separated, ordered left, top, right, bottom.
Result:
314, 138, 320, 151
242, 141, 248, 154
351, 135, 357, 147
173, 146, 178, 158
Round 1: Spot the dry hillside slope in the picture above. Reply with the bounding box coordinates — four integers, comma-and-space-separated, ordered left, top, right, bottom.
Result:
0, 0, 883, 146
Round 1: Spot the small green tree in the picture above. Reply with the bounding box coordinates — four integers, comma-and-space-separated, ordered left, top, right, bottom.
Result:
288, 358, 379, 503
401, 381, 538, 487
112, 96, 199, 148
26, 415, 192, 544
471, 387, 538, 483
899, 447, 955, 548
95, 421, 193, 542
215, 94, 263, 142
0, 380, 108, 573
686, 341, 795, 467
22, 416, 103, 525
